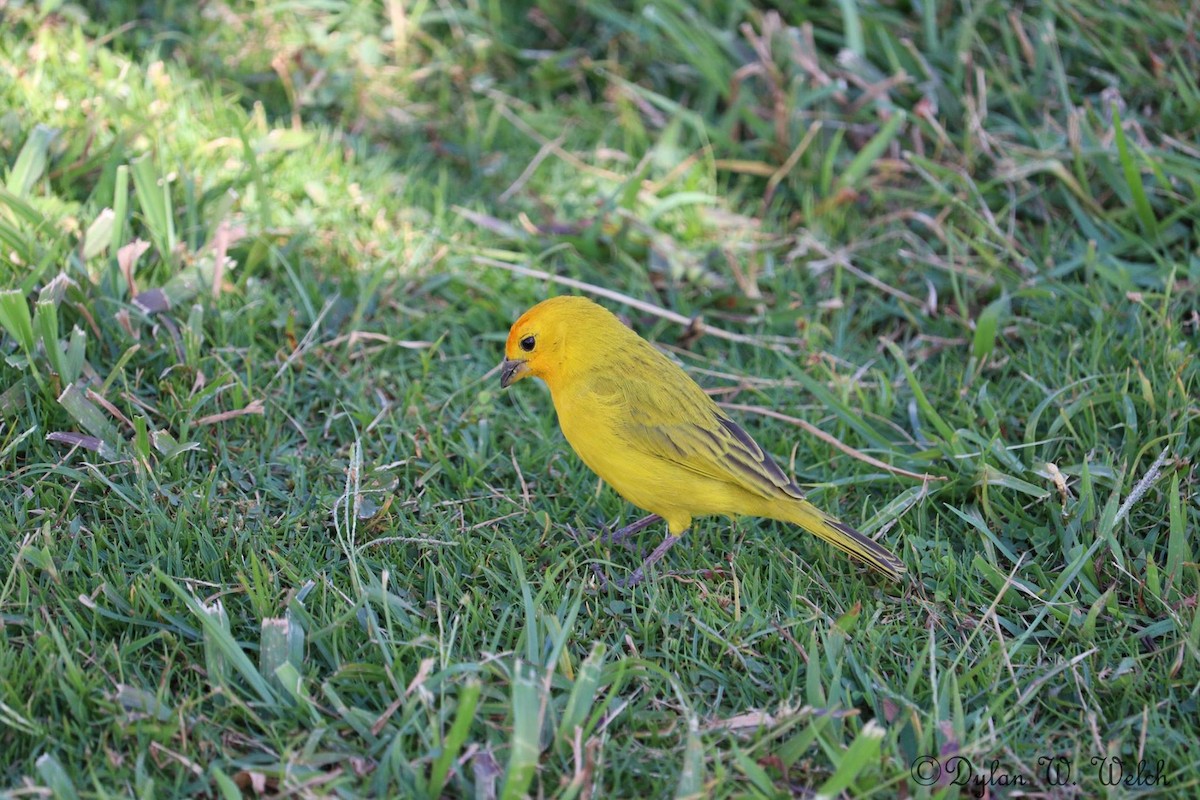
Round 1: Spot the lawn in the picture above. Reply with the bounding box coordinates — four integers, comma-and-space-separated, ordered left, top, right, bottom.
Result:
1, 0, 1198, 797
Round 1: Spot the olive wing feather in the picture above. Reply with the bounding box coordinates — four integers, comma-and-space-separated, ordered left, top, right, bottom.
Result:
594, 349, 805, 501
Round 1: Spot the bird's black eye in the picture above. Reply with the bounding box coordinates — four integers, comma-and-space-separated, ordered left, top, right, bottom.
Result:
519, 335, 536, 352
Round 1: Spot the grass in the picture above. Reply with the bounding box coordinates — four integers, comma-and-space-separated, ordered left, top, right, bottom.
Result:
1, 0, 1198, 796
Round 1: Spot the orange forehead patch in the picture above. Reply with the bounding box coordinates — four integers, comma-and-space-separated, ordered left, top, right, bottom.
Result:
504, 297, 602, 357
505, 306, 538, 356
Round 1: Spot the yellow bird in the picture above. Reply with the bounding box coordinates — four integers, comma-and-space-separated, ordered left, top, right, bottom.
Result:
500, 296, 904, 586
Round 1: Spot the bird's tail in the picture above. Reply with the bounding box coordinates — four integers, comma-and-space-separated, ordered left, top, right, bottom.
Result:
781, 499, 905, 580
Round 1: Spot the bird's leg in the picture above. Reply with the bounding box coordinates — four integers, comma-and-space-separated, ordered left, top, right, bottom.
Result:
621, 533, 682, 588
587, 514, 665, 589
601, 513, 661, 546
569, 512, 655, 544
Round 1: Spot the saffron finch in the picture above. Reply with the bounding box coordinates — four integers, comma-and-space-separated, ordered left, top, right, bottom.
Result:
500, 296, 905, 585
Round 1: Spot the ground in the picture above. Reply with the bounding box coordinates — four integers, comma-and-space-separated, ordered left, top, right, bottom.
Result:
0, 1, 1198, 797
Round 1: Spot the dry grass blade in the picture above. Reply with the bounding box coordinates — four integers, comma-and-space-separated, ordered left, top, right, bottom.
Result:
791, 233, 925, 308
195, 399, 265, 426
475, 258, 799, 352
499, 132, 569, 203
720, 402, 945, 482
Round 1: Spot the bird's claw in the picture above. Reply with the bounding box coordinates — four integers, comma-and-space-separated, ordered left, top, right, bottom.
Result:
589, 563, 611, 588
600, 530, 639, 550
589, 562, 646, 589
619, 567, 649, 588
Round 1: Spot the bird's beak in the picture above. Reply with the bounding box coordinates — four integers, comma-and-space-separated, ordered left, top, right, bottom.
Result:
499, 358, 530, 388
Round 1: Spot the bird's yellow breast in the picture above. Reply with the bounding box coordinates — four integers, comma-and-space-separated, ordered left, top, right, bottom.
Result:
552, 377, 632, 489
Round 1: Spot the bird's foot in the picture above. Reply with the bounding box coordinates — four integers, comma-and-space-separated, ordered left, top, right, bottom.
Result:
617, 534, 681, 588
589, 562, 611, 588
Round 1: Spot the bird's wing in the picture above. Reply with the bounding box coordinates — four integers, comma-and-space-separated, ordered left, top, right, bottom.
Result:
592, 351, 806, 501
625, 413, 806, 501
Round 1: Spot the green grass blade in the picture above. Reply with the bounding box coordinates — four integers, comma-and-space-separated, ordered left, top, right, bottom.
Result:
259, 616, 304, 693
130, 154, 177, 262
0, 289, 37, 357
155, 569, 278, 705
82, 209, 115, 261
1111, 107, 1157, 238
55, 383, 120, 456
1166, 470, 1192, 597
429, 679, 482, 797
834, 110, 906, 194
5, 125, 55, 197
557, 642, 605, 744
884, 340, 956, 445
972, 294, 1009, 365
500, 662, 542, 800
674, 719, 704, 800
109, 164, 130, 291
35, 753, 79, 800
815, 720, 885, 798
836, 0, 865, 58
33, 299, 67, 380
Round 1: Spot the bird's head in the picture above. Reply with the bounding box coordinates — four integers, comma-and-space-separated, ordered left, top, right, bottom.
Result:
500, 296, 618, 390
